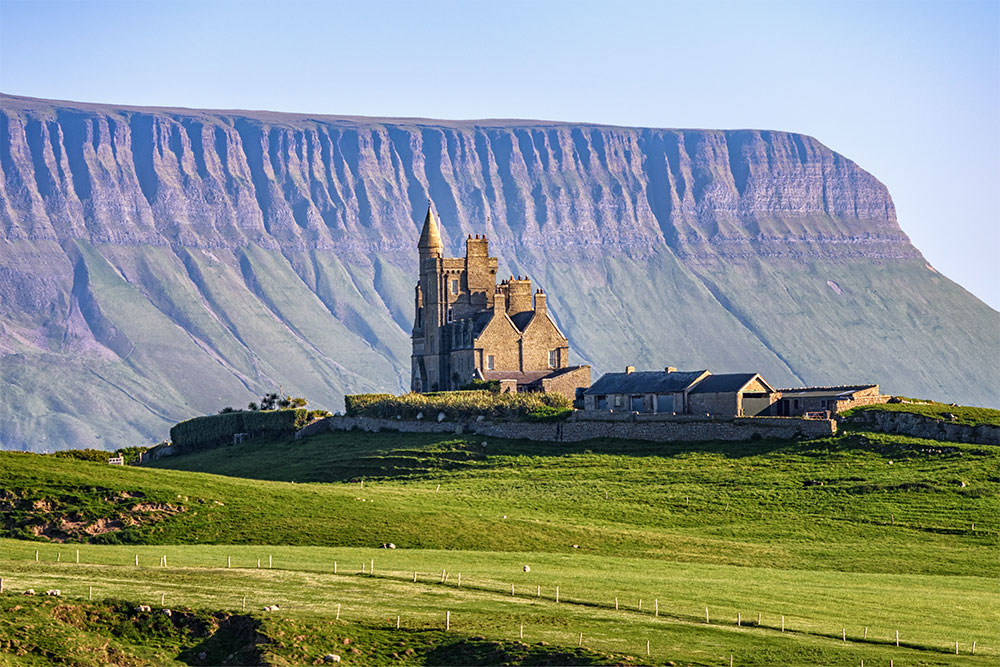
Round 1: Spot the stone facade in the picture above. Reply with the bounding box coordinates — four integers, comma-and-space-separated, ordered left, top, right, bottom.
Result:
300, 413, 836, 443
410, 205, 588, 399
775, 385, 888, 416
584, 368, 779, 417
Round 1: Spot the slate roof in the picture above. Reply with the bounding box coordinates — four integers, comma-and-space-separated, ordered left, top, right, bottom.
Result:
469, 311, 499, 338
584, 370, 708, 395
509, 311, 534, 332
690, 373, 770, 394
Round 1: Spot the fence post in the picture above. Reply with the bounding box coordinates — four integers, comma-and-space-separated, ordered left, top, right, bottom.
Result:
336, 603, 341, 620
35, 550, 38, 562
446, 611, 450, 630
76, 549, 79, 564
706, 607, 710, 623
242, 596, 246, 611
555, 586, 559, 603
88, 585, 92, 600
655, 599, 658, 617
781, 615, 784, 631
520, 623, 523, 640
397, 616, 400, 629
269, 554, 272, 569
895, 630, 899, 647
228, 556, 231, 568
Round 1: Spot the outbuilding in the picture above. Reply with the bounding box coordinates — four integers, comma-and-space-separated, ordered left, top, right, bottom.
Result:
687, 373, 779, 417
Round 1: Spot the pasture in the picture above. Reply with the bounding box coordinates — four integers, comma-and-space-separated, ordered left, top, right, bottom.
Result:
1, 427, 997, 664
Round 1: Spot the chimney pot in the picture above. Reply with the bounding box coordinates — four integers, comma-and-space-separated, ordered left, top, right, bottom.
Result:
665, 366, 677, 373
625, 366, 635, 374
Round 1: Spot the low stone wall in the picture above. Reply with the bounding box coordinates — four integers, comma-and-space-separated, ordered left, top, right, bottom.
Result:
845, 410, 1000, 446
300, 412, 836, 443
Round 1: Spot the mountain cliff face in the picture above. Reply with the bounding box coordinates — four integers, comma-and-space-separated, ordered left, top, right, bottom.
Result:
1, 93, 996, 451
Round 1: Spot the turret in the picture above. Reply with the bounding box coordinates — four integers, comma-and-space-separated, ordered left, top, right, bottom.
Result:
418, 203, 443, 260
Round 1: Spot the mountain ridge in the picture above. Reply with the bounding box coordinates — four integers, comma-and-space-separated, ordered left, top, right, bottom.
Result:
1, 94, 996, 450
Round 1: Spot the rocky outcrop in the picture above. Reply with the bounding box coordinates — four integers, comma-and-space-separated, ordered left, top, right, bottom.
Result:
845, 411, 1000, 446
0, 94, 997, 451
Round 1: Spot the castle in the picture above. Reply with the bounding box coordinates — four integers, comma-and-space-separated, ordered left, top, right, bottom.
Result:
410, 205, 590, 399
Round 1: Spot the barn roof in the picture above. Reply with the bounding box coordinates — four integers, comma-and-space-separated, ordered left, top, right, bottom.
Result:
584, 370, 708, 395
690, 373, 774, 394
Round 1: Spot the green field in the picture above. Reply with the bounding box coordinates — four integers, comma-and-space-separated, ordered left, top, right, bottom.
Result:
1, 428, 997, 665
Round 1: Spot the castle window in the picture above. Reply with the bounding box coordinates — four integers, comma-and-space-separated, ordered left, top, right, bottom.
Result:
596, 395, 608, 410
548, 349, 557, 368
486, 355, 495, 370
447, 307, 454, 322
450, 279, 458, 295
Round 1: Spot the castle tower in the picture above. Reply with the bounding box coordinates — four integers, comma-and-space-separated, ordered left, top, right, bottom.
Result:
410, 202, 588, 398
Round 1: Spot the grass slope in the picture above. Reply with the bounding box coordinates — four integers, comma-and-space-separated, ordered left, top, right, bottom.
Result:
2, 431, 996, 575
1, 429, 997, 665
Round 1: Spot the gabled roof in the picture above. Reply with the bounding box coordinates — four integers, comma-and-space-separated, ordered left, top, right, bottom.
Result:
509, 311, 534, 332
690, 373, 775, 394
469, 310, 497, 338
584, 370, 708, 395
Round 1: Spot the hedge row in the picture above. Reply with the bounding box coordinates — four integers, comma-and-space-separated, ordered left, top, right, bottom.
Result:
343, 391, 571, 421
170, 409, 310, 453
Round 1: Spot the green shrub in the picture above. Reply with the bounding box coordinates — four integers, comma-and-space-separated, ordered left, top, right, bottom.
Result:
344, 394, 394, 416
344, 391, 571, 421
169, 409, 309, 453
459, 379, 502, 393
51, 449, 109, 462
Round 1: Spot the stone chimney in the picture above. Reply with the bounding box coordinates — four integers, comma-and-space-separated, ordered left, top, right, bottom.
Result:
506, 276, 532, 315
534, 288, 547, 315
625, 366, 635, 374
665, 366, 677, 373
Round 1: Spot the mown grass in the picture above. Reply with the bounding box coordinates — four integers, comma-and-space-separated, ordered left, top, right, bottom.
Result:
0, 541, 996, 666
844, 401, 1000, 427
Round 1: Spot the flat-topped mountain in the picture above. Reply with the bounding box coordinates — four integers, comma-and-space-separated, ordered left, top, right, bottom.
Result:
1, 93, 996, 450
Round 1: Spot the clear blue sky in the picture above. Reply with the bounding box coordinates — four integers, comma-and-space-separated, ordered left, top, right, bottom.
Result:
2, 0, 998, 308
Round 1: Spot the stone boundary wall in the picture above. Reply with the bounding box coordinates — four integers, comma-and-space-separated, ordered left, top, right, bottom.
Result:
833, 394, 892, 412
845, 410, 1000, 446
298, 413, 836, 443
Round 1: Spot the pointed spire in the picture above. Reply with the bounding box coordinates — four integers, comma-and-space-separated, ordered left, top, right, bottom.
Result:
418, 202, 443, 258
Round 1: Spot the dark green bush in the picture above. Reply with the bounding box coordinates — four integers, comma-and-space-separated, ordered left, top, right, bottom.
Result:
51, 449, 109, 462
169, 409, 309, 453
459, 379, 502, 393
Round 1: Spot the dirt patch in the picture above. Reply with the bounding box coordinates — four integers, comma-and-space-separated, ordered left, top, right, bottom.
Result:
2, 486, 186, 543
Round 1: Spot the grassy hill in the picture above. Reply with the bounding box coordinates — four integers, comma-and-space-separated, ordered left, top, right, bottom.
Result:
1, 428, 997, 665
